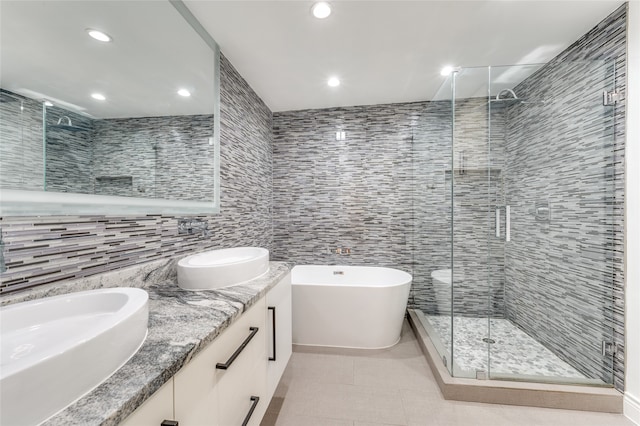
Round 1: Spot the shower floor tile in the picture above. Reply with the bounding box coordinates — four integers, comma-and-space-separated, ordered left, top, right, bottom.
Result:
427, 315, 586, 379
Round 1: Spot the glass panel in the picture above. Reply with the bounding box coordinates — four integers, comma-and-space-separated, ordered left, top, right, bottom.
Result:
412, 70, 455, 375
486, 60, 615, 386
450, 66, 491, 379
413, 60, 615, 387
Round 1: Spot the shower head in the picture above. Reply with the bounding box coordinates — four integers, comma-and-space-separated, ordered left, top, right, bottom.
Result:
57, 116, 72, 126
495, 88, 518, 101
48, 116, 89, 132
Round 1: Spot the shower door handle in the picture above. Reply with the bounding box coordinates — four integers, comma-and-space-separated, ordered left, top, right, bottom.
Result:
495, 206, 511, 242
505, 205, 511, 242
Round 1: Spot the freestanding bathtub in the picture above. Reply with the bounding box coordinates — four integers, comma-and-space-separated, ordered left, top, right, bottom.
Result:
291, 265, 412, 349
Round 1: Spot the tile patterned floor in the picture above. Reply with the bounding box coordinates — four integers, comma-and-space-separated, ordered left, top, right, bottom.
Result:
427, 315, 586, 379
261, 320, 632, 426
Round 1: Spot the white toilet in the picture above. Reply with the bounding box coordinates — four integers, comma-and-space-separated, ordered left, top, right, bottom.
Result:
431, 269, 452, 315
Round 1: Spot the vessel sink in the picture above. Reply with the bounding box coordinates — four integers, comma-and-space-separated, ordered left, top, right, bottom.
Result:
0, 287, 149, 425
177, 247, 269, 290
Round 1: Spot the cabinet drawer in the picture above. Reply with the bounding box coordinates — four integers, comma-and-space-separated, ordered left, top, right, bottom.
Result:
217, 356, 267, 426
174, 298, 266, 426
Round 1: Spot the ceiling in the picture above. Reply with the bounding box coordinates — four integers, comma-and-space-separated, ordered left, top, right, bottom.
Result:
185, 0, 625, 112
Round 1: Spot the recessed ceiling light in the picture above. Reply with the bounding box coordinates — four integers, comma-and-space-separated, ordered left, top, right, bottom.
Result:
440, 65, 461, 76
312, 2, 332, 19
91, 93, 106, 101
177, 89, 191, 97
86, 29, 112, 43
327, 77, 340, 87
440, 66, 454, 76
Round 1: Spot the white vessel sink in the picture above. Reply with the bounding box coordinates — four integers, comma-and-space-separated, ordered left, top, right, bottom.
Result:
0, 287, 149, 425
177, 247, 269, 290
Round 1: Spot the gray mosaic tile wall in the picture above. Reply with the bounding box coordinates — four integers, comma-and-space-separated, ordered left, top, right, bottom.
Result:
0, 54, 273, 294
0, 90, 44, 191
502, 4, 626, 389
272, 103, 415, 274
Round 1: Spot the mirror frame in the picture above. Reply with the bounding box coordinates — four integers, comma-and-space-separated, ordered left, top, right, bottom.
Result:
0, 0, 220, 216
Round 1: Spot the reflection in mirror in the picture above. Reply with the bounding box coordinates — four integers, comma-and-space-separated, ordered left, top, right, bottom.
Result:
0, 0, 220, 214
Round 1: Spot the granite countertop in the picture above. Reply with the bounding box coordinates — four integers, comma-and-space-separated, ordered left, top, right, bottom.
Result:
41, 261, 292, 426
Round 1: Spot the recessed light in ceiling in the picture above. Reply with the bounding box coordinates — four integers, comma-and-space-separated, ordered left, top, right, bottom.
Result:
327, 77, 340, 87
440, 65, 461, 76
86, 29, 112, 43
440, 66, 454, 76
312, 2, 332, 19
91, 93, 106, 101
177, 89, 191, 97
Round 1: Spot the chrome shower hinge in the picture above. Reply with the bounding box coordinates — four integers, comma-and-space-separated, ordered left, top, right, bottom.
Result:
602, 341, 617, 357
603, 89, 621, 106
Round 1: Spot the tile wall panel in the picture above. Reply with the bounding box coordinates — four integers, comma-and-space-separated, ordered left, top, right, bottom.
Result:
272, 104, 415, 273
503, 4, 626, 388
0, 54, 273, 294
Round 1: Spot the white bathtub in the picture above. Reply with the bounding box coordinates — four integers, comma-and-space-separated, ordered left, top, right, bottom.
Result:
291, 265, 412, 349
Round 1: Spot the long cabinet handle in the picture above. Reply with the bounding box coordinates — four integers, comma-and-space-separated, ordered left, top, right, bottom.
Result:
215, 327, 259, 370
268, 306, 276, 361
241, 396, 260, 426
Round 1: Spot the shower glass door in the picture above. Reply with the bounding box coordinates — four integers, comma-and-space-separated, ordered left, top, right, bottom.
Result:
484, 60, 616, 386
450, 66, 493, 379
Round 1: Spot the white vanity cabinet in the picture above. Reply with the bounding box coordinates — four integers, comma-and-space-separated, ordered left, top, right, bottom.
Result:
174, 297, 267, 426
119, 275, 292, 426
266, 272, 292, 401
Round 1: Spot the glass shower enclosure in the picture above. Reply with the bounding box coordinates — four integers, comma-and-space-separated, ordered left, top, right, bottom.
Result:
413, 60, 617, 386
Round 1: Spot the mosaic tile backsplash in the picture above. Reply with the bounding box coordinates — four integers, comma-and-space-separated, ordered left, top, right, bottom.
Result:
0, 54, 273, 293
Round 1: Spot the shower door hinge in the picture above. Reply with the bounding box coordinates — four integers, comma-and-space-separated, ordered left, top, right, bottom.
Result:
602, 341, 617, 357
603, 89, 621, 106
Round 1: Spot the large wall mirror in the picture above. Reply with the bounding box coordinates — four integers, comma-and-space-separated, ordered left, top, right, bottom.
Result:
0, 0, 220, 215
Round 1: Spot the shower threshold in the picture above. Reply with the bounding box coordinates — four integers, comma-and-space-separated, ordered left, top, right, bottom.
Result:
407, 309, 623, 413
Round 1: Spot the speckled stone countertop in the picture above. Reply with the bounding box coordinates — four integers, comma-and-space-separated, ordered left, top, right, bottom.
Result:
38, 261, 292, 426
